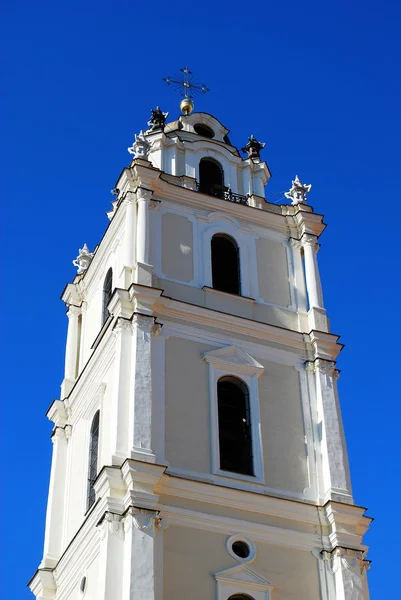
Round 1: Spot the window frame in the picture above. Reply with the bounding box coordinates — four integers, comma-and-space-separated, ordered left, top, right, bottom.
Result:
201, 219, 254, 298
213, 564, 273, 600
203, 346, 264, 484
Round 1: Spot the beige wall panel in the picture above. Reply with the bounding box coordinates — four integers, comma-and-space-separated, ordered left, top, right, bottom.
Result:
258, 360, 308, 493
162, 212, 194, 282
165, 337, 214, 473
163, 526, 320, 600
256, 237, 291, 307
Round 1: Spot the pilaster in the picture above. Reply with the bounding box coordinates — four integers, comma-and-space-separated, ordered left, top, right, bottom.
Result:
322, 548, 370, 600
123, 507, 163, 600
61, 304, 81, 398
301, 233, 328, 332
111, 317, 134, 465
97, 512, 125, 600
306, 360, 352, 504
29, 569, 57, 600
131, 314, 161, 462
41, 425, 71, 568
136, 187, 153, 286
121, 191, 136, 288
290, 238, 308, 314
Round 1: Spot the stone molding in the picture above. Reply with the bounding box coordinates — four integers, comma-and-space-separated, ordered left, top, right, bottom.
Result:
98, 512, 124, 540
319, 547, 370, 575
305, 359, 337, 375
149, 199, 161, 211
66, 304, 81, 318
301, 233, 318, 250
112, 317, 133, 336
136, 187, 153, 202
51, 425, 71, 443
123, 507, 160, 532
132, 313, 154, 331
150, 322, 162, 336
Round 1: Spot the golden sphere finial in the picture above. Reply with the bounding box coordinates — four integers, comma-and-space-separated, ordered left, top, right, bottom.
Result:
180, 97, 194, 115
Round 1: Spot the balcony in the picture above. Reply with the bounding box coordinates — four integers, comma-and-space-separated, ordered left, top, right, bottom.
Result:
196, 183, 248, 205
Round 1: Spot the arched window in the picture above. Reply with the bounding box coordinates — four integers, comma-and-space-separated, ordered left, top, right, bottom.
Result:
211, 234, 241, 295
199, 158, 224, 198
102, 268, 113, 325
217, 377, 253, 476
228, 596, 255, 600
87, 411, 100, 510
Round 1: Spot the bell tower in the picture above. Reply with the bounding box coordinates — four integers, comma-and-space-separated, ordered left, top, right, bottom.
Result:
29, 80, 371, 600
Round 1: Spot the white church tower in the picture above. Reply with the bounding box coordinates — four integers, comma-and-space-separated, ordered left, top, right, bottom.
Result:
29, 80, 372, 600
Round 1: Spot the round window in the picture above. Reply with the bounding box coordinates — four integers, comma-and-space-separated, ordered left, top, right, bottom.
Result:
226, 534, 256, 563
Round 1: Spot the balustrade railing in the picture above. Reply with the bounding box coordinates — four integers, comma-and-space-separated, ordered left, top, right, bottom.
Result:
196, 183, 248, 205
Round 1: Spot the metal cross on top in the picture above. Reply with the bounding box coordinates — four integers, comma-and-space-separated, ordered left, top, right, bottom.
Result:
163, 67, 210, 115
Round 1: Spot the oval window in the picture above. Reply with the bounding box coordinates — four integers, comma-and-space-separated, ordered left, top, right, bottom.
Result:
194, 123, 214, 138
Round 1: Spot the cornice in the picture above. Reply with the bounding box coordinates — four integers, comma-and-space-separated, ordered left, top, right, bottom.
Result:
101, 283, 342, 360
162, 504, 325, 552
46, 399, 67, 427
157, 473, 321, 526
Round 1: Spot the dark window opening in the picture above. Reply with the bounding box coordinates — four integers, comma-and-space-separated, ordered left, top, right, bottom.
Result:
199, 158, 224, 198
232, 540, 251, 559
87, 411, 100, 510
102, 268, 113, 325
217, 377, 253, 476
228, 596, 255, 600
194, 123, 215, 138
211, 234, 241, 295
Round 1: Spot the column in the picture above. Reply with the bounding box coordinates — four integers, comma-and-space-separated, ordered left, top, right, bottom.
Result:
123, 507, 162, 600
111, 318, 134, 464
131, 314, 161, 461
301, 233, 324, 309
136, 187, 153, 285
62, 304, 81, 398
97, 513, 124, 600
308, 360, 352, 503
41, 425, 71, 568
122, 193, 135, 287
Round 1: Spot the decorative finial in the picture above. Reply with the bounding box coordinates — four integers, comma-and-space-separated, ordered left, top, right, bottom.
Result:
242, 134, 266, 159
128, 130, 151, 159
72, 244, 93, 275
147, 107, 168, 132
163, 66, 210, 115
284, 175, 312, 205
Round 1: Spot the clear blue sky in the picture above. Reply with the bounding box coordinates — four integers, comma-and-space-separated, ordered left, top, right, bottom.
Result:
1, 1, 400, 597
